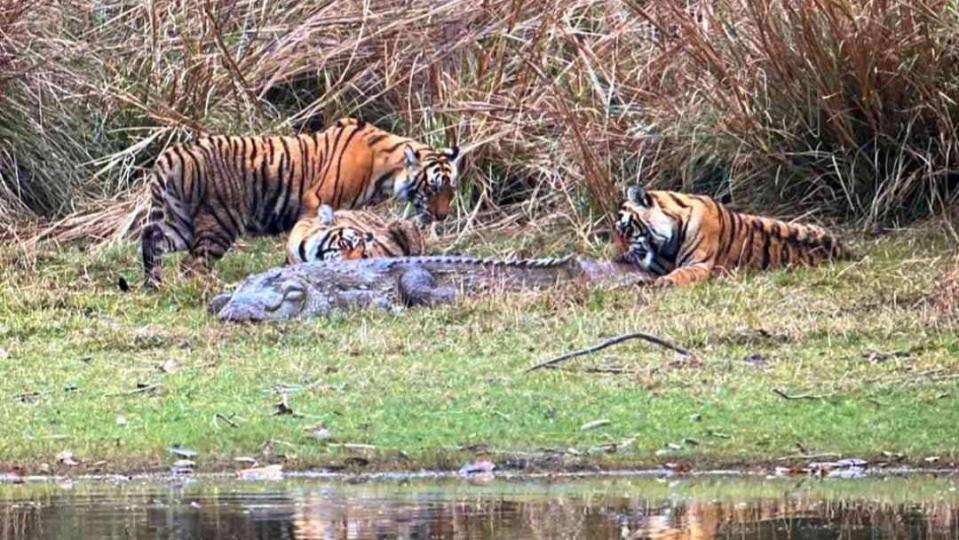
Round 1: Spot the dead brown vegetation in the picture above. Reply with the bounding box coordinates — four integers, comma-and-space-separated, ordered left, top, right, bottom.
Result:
1, 0, 958, 245
929, 251, 959, 320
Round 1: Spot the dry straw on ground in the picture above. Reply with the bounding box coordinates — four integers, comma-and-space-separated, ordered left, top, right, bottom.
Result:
929, 251, 959, 321
2, 0, 958, 247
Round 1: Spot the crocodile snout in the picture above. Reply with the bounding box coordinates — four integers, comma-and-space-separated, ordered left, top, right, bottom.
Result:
217, 299, 269, 322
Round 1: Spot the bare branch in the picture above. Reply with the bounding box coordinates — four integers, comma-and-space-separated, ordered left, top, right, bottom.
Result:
525, 331, 694, 373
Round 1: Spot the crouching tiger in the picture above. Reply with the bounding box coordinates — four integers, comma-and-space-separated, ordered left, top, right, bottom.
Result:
614, 186, 854, 287
286, 205, 426, 264
141, 118, 459, 286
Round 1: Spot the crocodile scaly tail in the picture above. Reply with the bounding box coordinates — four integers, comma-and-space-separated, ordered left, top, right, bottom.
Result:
394, 254, 576, 269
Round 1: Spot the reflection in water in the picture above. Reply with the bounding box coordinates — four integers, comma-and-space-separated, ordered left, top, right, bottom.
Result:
620, 498, 959, 540
0, 476, 958, 539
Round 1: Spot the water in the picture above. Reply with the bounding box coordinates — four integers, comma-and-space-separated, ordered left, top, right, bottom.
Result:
1, 473, 958, 539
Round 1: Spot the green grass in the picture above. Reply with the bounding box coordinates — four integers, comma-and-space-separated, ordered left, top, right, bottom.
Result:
0, 223, 957, 475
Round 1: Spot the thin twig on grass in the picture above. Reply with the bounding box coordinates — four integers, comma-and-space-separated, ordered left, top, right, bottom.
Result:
525, 331, 694, 373
213, 413, 238, 428
772, 388, 832, 400
111, 383, 162, 397
269, 378, 331, 395
580, 366, 629, 374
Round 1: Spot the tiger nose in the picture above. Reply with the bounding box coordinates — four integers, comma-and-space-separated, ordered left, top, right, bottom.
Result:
429, 190, 453, 221
613, 234, 628, 253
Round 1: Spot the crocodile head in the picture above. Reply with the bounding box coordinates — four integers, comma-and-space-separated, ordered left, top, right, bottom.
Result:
213, 268, 331, 322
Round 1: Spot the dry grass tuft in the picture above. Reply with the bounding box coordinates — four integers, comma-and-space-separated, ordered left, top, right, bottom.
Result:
929, 252, 959, 321
631, 0, 959, 222
23, 189, 148, 247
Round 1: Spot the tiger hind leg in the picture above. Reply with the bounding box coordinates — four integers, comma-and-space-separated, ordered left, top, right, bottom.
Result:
141, 224, 166, 289
142, 173, 195, 288
184, 211, 239, 277
141, 222, 191, 289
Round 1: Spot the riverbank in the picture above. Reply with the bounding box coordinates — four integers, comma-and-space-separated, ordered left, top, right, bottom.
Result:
1, 221, 957, 476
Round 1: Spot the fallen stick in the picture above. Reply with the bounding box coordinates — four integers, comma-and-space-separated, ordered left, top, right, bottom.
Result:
110, 383, 162, 397
525, 331, 694, 373
772, 388, 832, 400
580, 366, 629, 374
214, 413, 238, 428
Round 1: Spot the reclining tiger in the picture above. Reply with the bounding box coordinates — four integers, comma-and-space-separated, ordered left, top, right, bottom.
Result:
286, 205, 426, 264
613, 186, 854, 287
140, 117, 459, 287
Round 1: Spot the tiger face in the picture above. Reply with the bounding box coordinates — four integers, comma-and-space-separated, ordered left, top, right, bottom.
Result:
315, 228, 376, 261
400, 145, 460, 225
303, 205, 375, 262
614, 186, 677, 275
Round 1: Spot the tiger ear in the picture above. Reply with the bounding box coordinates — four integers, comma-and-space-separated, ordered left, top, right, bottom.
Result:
442, 145, 460, 161
403, 146, 420, 167
626, 185, 650, 207
318, 204, 336, 226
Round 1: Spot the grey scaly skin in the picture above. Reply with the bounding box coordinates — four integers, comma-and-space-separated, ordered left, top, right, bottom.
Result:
210, 255, 653, 322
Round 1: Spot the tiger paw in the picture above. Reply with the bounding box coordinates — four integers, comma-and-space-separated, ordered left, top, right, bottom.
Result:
144, 276, 162, 291
652, 276, 675, 288
180, 256, 210, 277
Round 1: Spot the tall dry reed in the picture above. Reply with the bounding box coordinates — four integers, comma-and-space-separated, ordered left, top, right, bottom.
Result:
633, 0, 959, 222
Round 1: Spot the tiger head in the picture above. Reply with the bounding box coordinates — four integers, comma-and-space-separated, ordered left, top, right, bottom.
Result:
398, 145, 460, 226
305, 205, 375, 262
613, 186, 678, 275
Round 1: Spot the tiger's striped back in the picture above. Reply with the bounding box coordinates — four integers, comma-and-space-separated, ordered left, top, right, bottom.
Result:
614, 186, 853, 286
286, 206, 426, 265
141, 118, 459, 286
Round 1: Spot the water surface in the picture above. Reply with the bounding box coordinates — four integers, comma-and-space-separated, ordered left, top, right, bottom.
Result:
1, 473, 957, 539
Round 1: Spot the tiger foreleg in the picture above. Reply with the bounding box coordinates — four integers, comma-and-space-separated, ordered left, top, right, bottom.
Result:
656, 262, 714, 287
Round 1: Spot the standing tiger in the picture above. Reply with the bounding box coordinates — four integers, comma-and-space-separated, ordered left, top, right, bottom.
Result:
141, 118, 459, 286
286, 205, 426, 264
614, 186, 853, 287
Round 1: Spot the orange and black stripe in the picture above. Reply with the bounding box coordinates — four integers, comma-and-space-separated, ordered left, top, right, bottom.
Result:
286, 206, 426, 265
614, 186, 853, 286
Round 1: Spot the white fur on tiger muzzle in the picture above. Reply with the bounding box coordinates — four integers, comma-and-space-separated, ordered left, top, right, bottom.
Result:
411, 191, 433, 226
622, 236, 656, 269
